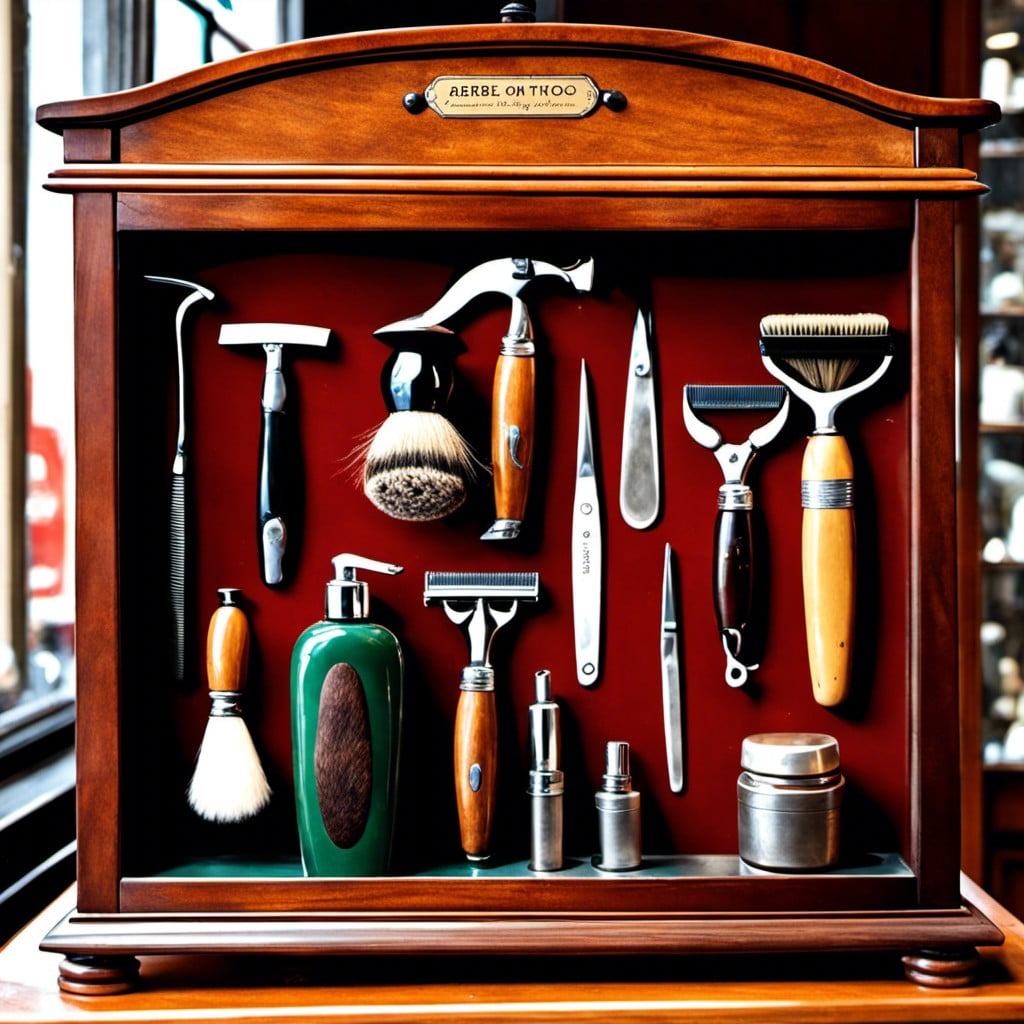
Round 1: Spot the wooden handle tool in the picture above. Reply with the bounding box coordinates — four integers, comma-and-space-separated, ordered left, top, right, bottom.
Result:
424, 570, 541, 862
188, 588, 270, 823
207, 587, 250, 695
759, 312, 893, 707
454, 687, 499, 859
374, 257, 594, 543
489, 350, 535, 537
801, 434, 856, 706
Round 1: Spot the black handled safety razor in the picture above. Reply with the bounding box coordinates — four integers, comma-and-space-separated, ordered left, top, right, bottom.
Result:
683, 384, 789, 687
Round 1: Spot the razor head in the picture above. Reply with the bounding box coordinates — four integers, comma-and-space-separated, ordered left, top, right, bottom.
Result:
685, 384, 787, 412
424, 571, 541, 669
218, 322, 332, 349
423, 571, 540, 604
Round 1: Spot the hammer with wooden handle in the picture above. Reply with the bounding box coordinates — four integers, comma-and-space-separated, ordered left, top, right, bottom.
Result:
375, 257, 595, 541
218, 322, 331, 587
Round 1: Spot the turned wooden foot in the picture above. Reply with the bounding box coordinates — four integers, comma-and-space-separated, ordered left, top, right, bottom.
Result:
902, 947, 981, 988
57, 954, 141, 995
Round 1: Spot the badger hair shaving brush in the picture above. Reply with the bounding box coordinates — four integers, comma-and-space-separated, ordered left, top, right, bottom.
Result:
187, 588, 271, 823
358, 333, 477, 522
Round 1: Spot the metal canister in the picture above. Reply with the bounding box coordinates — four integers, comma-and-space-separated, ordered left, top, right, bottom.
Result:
737, 732, 843, 871
594, 741, 642, 870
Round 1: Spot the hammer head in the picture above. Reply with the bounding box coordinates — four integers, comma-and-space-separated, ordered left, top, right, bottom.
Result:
374, 257, 595, 336
218, 322, 331, 350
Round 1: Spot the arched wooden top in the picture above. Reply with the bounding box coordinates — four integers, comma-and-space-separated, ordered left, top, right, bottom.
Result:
37, 23, 998, 131
37, 23, 999, 196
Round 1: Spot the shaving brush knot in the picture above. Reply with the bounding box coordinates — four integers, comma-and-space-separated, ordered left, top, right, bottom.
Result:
356, 337, 479, 522
363, 411, 476, 520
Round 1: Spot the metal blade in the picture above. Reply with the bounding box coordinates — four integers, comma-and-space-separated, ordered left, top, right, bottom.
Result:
573, 361, 602, 686
661, 543, 684, 792
619, 307, 659, 529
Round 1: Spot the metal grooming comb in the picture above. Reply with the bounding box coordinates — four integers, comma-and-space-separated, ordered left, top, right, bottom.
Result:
683, 384, 790, 687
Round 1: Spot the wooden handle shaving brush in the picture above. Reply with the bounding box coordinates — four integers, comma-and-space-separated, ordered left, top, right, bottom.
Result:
187, 588, 271, 822
358, 335, 477, 522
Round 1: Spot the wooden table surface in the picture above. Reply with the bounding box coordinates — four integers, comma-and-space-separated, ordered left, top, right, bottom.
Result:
4, 877, 1024, 1023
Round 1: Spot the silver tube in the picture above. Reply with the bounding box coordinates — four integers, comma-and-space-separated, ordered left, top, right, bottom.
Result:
527, 670, 564, 871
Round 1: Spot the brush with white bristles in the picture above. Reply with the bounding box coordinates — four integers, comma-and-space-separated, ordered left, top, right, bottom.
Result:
355, 335, 479, 522
187, 588, 271, 822
759, 313, 894, 708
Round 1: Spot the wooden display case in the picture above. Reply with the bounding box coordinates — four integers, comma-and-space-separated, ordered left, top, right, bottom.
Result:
35, 21, 1004, 993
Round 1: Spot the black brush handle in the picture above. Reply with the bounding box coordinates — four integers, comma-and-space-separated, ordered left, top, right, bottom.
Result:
258, 408, 289, 587
713, 506, 753, 650
170, 469, 186, 683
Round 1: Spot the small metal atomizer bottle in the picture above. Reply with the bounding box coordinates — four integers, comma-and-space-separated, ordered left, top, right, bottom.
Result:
594, 740, 642, 870
527, 670, 564, 870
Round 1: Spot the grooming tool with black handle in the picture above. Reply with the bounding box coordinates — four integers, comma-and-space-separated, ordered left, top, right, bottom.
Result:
144, 275, 215, 686
218, 322, 331, 587
682, 384, 790, 687
376, 256, 594, 541
359, 332, 476, 521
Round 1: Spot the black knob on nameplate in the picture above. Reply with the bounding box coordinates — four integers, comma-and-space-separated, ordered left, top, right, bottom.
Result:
601, 90, 628, 112
501, 2, 536, 22
403, 92, 426, 114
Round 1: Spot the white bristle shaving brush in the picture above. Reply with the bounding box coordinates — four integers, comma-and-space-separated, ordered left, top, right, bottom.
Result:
187, 588, 271, 822
357, 337, 478, 522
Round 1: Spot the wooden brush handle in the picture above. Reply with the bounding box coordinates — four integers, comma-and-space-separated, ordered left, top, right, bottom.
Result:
491, 352, 534, 525
802, 434, 855, 706
453, 687, 498, 860
206, 595, 250, 694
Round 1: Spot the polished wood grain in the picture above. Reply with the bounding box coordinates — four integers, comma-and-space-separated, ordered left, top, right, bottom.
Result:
119, 869, 919, 915
910, 196, 963, 910
490, 352, 534, 531
205, 602, 249, 694
453, 688, 498, 861
40, 887, 1004, 959
801, 435, 856, 707
47, 163, 987, 183
114, 193, 919, 233
4, 880, 1024, 1020
35, 23, 997, 130
71, 194, 120, 916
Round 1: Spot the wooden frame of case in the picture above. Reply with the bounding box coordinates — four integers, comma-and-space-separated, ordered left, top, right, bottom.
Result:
36, 22, 1004, 994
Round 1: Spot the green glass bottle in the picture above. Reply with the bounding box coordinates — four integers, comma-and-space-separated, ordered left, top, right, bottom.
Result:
291, 554, 404, 876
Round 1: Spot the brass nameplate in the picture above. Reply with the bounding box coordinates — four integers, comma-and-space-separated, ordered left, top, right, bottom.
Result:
424, 76, 600, 118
